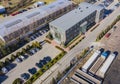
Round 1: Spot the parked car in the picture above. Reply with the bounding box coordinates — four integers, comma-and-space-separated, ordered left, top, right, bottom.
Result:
11, 12, 19, 16
43, 56, 51, 62
28, 67, 37, 75
40, 59, 47, 65
35, 63, 43, 68
19, 55, 25, 60
2, 67, 8, 73
21, 73, 30, 80
105, 33, 111, 38
15, 58, 22, 63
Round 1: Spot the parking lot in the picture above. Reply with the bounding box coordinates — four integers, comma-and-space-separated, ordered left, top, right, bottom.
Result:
100, 21, 120, 84
1, 43, 61, 84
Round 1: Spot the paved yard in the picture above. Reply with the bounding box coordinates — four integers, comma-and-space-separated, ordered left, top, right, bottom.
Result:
1, 43, 61, 84
100, 21, 120, 84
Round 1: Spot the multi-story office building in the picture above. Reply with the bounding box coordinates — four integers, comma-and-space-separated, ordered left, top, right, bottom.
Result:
49, 2, 104, 45
0, 0, 75, 46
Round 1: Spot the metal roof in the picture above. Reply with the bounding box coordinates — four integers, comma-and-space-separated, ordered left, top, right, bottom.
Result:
99, 53, 116, 77
82, 50, 101, 72
49, 2, 104, 32
0, 0, 73, 38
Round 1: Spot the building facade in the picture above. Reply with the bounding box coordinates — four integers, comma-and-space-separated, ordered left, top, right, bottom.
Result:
49, 2, 104, 45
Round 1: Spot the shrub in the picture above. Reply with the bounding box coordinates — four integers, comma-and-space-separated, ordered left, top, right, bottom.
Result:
46, 32, 53, 40
12, 78, 22, 84
10, 54, 16, 61
5, 58, 10, 65
45, 39, 51, 44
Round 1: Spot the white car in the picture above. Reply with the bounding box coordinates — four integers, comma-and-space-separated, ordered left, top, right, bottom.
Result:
20, 55, 25, 60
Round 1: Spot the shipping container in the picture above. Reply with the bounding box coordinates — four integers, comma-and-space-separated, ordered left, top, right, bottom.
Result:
96, 53, 116, 78
71, 74, 89, 84
76, 69, 101, 84
82, 50, 101, 73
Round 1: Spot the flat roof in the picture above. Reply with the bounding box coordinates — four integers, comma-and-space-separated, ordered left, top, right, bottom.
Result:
82, 50, 100, 71
49, 2, 103, 32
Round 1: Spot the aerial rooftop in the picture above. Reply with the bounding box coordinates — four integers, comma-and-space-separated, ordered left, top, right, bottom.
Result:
49, 2, 104, 32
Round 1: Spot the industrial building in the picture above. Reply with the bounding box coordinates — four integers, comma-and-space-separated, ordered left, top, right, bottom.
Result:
82, 50, 101, 73
96, 53, 117, 78
49, 2, 104, 45
0, 0, 75, 45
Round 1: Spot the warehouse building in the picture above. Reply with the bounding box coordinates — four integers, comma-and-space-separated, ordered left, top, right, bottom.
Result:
49, 2, 104, 45
0, 0, 75, 46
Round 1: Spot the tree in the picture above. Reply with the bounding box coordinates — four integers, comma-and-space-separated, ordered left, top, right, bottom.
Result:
21, 48, 26, 54
5, 58, 10, 65
35, 41, 41, 49
12, 78, 22, 84
10, 54, 16, 61
0, 61, 5, 68
26, 45, 31, 51
16, 52, 21, 57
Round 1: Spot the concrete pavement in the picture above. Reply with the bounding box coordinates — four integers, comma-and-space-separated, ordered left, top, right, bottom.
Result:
34, 6, 120, 84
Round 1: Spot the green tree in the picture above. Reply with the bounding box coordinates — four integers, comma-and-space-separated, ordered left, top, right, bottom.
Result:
16, 52, 21, 57
10, 54, 16, 61
12, 78, 22, 84
5, 58, 10, 65
32, 42, 36, 48
35, 41, 41, 49
26, 45, 31, 51
0, 61, 5, 68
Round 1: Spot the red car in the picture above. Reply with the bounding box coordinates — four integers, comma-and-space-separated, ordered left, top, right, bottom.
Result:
11, 12, 19, 16
105, 33, 111, 38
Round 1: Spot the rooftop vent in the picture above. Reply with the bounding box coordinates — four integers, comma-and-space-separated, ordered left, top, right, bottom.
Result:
86, 7, 88, 9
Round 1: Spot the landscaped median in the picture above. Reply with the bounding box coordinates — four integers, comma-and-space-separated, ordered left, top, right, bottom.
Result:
69, 36, 85, 50
96, 15, 120, 41
24, 48, 66, 84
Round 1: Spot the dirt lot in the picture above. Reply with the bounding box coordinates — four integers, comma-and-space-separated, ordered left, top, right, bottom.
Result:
100, 21, 120, 84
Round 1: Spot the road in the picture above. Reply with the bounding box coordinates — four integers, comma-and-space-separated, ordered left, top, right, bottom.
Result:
34, 6, 120, 84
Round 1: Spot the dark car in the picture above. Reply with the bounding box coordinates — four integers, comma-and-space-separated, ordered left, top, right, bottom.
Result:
35, 63, 43, 68
28, 67, 37, 75
21, 73, 30, 80
40, 60, 47, 65
43, 56, 51, 62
